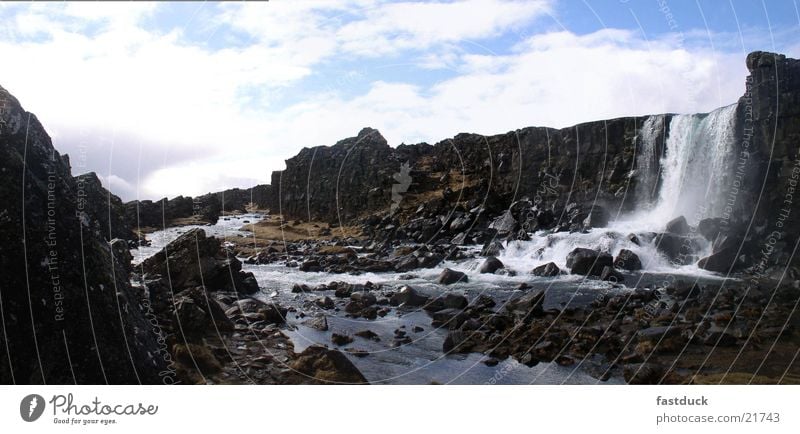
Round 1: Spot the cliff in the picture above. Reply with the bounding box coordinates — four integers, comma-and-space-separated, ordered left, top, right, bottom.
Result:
0, 85, 167, 384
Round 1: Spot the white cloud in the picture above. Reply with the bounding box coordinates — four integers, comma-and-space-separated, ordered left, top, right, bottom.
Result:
0, 1, 775, 201
337, 0, 553, 55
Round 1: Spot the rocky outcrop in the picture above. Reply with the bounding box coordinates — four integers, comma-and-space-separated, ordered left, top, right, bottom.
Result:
0, 85, 167, 384
124, 194, 221, 229
140, 228, 259, 294
74, 172, 135, 241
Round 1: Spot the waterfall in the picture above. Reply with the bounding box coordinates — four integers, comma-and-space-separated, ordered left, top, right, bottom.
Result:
649, 103, 738, 224
496, 104, 739, 275
635, 115, 665, 206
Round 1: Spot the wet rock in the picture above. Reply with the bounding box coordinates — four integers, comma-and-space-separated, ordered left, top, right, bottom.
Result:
303, 315, 329, 331
614, 249, 642, 271
599, 266, 624, 283
431, 308, 467, 329
481, 240, 505, 257
489, 210, 518, 235
532, 262, 560, 277
331, 333, 354, 346
566, 248, 612, 276
506, 290, 545, 319
654, 233, 696, 265
479, 256, 504, 274
289, 346, 368, 384
355, 330, 381, 341
665, 216, 690, 235
582, 206, 610, 229
438, 268, 468, 284
315, 296, 335, 310
292, 283, 311, 293
442, 292, 469, 309
299, 260, 322, 272
350, 291, 377, 307
697, 218, 724, 242
624, 363, 666, 384
390, 285, 429, 307
697, 247, 740, 273
443, 330, 473, 353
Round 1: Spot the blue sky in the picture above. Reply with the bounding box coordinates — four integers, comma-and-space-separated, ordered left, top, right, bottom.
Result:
0, 0, 798, 201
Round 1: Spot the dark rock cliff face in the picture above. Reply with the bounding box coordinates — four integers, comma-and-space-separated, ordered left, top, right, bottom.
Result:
270, 127, 401, 222
269, 120, 664, 224
734, 52, 800, 270
124, 194, 221, 229
206, 185, 271, 212
74, 172, 135, 241
0, 85, 167, 384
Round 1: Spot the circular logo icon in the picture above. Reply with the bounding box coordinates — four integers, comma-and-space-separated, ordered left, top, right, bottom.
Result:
20, 394, 45, 422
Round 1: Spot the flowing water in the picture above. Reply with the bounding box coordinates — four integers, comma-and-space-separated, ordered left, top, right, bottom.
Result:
134, 105, 740, 383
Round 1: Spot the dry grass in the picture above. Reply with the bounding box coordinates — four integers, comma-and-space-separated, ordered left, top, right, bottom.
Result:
222, 215, 363, 255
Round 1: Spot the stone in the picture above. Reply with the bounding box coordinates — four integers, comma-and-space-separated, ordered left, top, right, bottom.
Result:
665, 216, 690, 235
355, 330, 381, 341
442, 293, 469, 309
614, 249, 642, 271
315, 296, 335, 310
303, 315, 329, 331
599, 266, 624, 283
438, 268, 468, 284
389, 285, 429, 307
331, 333, 354, 346
566, 248, 612, 276
506, 290, 545, 318
479, 256, 504, 274
431, 308, 467, 328
532, 262, 560, 277
289, 346, 368, 384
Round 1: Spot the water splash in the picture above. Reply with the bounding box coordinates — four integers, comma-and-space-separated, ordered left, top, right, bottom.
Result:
499, 104, 739, 274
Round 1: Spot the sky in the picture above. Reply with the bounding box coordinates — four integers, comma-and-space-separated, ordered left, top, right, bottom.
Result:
1, 0, 798, 201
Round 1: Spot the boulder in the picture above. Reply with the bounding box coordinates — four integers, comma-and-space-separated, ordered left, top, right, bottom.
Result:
506, 290, 545, 318
389, 285, 429, 307
442, 292, 468, 309
654, 233, 696, 265
489, 210, 517, 235
141, 228, 256, 293
479, 256, 504, 274
331, 333, 354, 346
665, 216, 690, 235
303, 315, 329, 331
566, 248, 612, 276
614, 249, 643, 271
532, 262, 560, 277
438, 268, 468, 284
289, 346, 368, 384
599, 266, 624, 283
